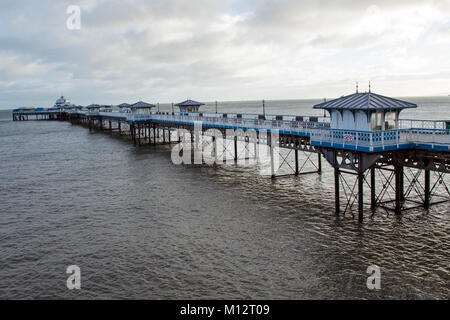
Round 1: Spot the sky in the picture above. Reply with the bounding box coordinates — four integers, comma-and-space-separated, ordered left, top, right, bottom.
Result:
0, 0, 450, 108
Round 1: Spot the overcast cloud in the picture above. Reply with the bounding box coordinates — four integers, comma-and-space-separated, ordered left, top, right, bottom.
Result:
1, 0, 449, 108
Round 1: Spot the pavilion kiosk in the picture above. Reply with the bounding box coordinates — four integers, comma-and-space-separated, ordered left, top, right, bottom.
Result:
54, 96, 72, 109
175, 100, 205, 114
312, 90, 418, 221
312, 91, 417, 131
86, 104, 102, 112
130, 101, 156, 115
117, 103, 131, 113
100, 105, 112, 112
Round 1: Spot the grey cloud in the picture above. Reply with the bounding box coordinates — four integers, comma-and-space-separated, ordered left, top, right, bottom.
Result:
0, 0, 449, 108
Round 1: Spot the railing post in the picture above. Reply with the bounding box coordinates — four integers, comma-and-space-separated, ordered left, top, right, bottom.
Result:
356, 132, 359, 149
331, 130, 334, 146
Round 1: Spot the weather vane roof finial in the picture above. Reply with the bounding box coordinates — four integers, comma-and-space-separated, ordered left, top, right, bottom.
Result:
369, 81, 371, 93
356, 81, 359, 93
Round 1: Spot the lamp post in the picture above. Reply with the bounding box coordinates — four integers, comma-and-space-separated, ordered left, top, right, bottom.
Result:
262, 99, 265, 117
323, 98, 326, 117
215, 101, 218, 114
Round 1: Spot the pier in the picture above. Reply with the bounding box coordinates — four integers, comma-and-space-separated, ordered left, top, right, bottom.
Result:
12, 92, 450, 221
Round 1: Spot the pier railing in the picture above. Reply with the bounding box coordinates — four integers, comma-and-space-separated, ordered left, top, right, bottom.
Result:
128, 112, 328, 123
408, 128, 450, 145
13, 109, 62, 115
179, 111, 329, 123
146, 113, 330, 134
11, 106, 450, 153
310, 127, 450, 151
117, 113, 450, 151
398, 119, 450, 130
65, 110, 450, 151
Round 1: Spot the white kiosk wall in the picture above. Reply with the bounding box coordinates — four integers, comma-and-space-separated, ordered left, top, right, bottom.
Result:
342, 110, 354, 129
355, 111, 369, 131
330, 110, 368, 130
330, 111, 342, 128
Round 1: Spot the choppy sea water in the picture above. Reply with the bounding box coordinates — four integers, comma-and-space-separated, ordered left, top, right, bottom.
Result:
0, 97, 449, 299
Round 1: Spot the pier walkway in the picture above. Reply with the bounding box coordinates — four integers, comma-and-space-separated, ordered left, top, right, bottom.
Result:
70, 110, 450, 153
12, 97, 450, 221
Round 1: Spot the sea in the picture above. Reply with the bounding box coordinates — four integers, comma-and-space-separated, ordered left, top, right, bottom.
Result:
0, 96, 449, 299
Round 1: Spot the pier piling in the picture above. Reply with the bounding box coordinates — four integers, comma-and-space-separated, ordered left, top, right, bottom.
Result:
424, 169, 430, 209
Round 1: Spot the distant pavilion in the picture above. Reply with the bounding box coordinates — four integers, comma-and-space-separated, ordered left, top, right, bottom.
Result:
116, 103, 131, 113
313, 91, 417, 131
86, 104, 102, 111
175, 99, 204, 113
100, 105, 112, 112
130, 101, 156, 114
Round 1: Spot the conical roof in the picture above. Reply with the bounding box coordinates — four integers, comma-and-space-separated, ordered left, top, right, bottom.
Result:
175, 99, 205, 107
130, 101, 156, 108
313, 92, 417, 111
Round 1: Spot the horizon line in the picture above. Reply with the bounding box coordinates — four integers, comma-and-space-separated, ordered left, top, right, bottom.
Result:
1, 93, 449, 110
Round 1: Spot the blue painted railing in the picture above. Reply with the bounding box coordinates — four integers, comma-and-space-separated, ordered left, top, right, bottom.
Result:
20, 109, 450, 152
